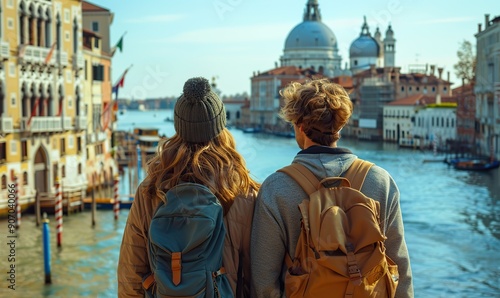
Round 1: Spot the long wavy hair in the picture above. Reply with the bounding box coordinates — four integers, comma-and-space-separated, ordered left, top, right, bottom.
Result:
143, 128, 260, 213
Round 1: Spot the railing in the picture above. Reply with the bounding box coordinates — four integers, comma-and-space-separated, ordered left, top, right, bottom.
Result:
0, 41, 9, 61
20, 45, 68, 67
21, 116, 62, 133
62, 116, 71, 130
0, 117, 14, 133
74, 116, 87, 130
72, 52, 84, 70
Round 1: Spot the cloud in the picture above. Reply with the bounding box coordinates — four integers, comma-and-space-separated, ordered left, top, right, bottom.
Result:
417, 16, 474, 25
149, 23, 292, 44
125, 14, 185, 24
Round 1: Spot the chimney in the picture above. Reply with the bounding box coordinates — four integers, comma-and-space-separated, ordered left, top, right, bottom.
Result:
425, 64, 429, 74
394, 67, 401, 84
430, 65, 435, 76
438, 67, 443, 79
478, 23, 482, 33
385, 67, 393, 82
485, 14, 490, 28
274, 61, 278, 68
370, 64, 376, 76
447, 71, 450, 82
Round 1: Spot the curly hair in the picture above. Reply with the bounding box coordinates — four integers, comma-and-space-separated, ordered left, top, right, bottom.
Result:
142, 129, 260, 214
279, 78, 353, 146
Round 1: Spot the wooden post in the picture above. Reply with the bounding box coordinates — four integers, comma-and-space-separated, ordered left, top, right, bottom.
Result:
35, 190, 41, 227
91, 173, 96, 227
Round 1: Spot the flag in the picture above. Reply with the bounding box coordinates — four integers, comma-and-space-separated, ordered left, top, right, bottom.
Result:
44, 42, 57, 64
27, 97, 41, 127
112, 66, 132, 98
111, 33, 125, 56
101, 101, 113, 130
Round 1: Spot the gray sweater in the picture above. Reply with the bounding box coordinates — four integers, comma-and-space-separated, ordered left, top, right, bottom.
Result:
251, 146, 414, 297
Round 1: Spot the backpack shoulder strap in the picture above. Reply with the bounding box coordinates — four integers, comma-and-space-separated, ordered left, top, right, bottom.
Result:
343, 158, 374, 191
278, 163, 320, 195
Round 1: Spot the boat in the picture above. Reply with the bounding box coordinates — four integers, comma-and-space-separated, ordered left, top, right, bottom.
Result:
134, 127, 161, 157
451, 158, 500, 171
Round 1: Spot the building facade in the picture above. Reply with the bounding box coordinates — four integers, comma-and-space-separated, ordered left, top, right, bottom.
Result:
475, 14, 500, 159
0, 0, 87, 214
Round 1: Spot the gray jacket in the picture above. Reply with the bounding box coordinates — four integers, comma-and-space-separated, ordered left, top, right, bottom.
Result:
251, 146, 414, 297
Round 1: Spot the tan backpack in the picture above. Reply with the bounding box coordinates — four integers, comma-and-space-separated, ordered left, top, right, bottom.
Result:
278, 159, 399, 298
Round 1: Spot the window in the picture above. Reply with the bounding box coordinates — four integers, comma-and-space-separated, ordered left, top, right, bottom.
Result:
94, 37, 99, 49
60, 137, 66, 155
61, 165, 66, 178
92, 64, 104, 81
84, 60, 88, 80
0, 142, 6, 162
1, 175, 6, 189
78, 163, 82, 175
77, 136, 82, 153
401, 86, 404, 92
21, 140, 28, 160
92, 21, 98, 32
23, 172, 28, 185
432, 86, 436, 92
354, 60, 358, 66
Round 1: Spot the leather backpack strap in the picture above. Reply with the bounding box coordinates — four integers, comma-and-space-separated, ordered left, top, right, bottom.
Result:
278, 163, 320, 195
343, 158, 374, 191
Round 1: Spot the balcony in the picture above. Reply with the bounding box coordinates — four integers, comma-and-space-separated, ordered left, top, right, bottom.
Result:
62, 116, 72, 130
0, 117, 14, 134
19, 45, 68, 67
21, 116, 62, 133
74, 116, 87, 130
0, 41, 9, 61
72, 53, 84, 70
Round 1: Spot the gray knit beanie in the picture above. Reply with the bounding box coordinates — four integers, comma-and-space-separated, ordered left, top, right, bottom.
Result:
174, 77, 226, 143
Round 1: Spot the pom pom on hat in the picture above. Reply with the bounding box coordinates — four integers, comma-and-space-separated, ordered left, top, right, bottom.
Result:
174, 77, 226, 143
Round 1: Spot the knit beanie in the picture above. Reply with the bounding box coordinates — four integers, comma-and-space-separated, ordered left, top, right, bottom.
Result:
174, 77, 226, 143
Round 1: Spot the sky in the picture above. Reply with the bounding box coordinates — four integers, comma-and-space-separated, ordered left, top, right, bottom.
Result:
90, 0, 494, 99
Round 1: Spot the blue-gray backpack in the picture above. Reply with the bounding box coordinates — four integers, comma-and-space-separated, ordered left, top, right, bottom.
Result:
142, 183, 233, 297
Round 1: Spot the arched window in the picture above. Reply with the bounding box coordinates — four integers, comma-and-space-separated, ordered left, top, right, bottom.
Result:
73, 18, 78, 54
23, 172, 28, 185
78, 163, 82, 174
45, 9, 51, 47
19, 2, 26, 44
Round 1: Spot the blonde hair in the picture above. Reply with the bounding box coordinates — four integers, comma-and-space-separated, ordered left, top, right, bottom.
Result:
279, 78, 353, 145
143, 129, 260, 214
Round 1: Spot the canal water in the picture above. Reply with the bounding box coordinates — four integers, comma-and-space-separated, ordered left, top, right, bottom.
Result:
1, 110, 499, 297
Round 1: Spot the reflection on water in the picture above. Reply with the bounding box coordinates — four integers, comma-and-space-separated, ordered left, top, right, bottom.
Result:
1, 110, 499, 297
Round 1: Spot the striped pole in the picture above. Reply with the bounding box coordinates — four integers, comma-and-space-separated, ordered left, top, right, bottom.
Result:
14, 175, 21, 229
55, 178, 63, 247
113, 175, 120, 220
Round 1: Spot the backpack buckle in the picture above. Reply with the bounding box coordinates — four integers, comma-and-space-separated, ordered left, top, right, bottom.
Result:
348, 265, 362, 286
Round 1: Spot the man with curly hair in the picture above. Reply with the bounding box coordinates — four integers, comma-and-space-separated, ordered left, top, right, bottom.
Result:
251, 78, 414, 297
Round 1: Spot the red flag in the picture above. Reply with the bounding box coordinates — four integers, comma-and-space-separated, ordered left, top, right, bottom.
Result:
101, 102, 113, 130
57, 97, 64, 116
112, 66, 132, 96
45, 42, 57, 64
27, 97, 40, 127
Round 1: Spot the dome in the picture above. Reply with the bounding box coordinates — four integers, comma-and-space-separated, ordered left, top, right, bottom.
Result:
350, 35, 380, 58
349, 16, 380, 58
284, 21, 337, 50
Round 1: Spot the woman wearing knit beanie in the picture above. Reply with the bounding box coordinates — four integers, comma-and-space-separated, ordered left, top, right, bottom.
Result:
118, 77, 260, 297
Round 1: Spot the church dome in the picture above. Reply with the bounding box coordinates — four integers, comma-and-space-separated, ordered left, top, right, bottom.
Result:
349, 16, 380, 58
350, 35, 380, 58
284, 21, 337, 50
